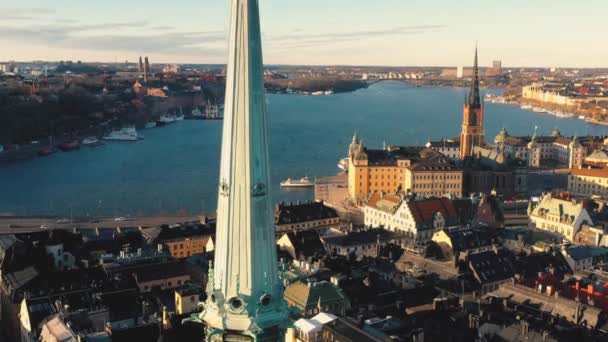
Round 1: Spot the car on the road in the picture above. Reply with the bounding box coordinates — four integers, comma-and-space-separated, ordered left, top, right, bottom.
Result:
90, 219, 101, 223
56, 218, 71, 224
114, 217, 126, 222
40, 224, 49, 229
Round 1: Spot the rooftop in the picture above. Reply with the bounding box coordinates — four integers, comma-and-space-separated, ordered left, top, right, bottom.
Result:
275, 200, 338, 225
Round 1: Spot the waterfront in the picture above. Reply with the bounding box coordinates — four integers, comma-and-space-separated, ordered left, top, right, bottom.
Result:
1, 81, 606, 217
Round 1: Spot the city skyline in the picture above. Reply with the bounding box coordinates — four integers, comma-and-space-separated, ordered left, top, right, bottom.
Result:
1, 0, 607, 68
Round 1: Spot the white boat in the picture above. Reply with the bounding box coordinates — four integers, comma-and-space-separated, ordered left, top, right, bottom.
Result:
103, 127, 142, 141
145, 122, 157, 128
175, 114, 185, 121
579, 115, 586, 120
311, 91, 325, 96
520, 104, 533, 110
81, 137, 101, 146
532, 107, 546, 113
338, 158, 349, 172
280, 177, 314, 188
192, 107, 203, 117
159, 115, 176, 124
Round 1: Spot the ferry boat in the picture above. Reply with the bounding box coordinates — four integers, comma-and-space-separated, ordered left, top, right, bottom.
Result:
59, 140, 80, 151
103, 127, 142, 141
280, 176, 314, 188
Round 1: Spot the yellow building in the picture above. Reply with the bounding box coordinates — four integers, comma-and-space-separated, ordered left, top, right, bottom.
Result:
165, 236, 214, 259
405, 149, 464, 198
175, 285, 203, 315
348, 135, 463, 204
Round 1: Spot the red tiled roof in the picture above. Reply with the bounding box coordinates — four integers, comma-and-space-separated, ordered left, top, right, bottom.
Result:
407, 198, 458, 224
571, 168, 608, 178
367, 192, 402, 209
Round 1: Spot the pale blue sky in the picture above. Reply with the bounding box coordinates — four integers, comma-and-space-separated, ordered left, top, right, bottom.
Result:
1, 0, 606, 67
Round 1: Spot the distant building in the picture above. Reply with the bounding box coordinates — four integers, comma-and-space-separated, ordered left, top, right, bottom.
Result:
456, 66, 464, 79
175, 284, 203, 315
468, 249, 514, 295
404, 149, 464, 197
365, 195, 459, 241
495, 128, 586, 169
275, 201, 339, 232
561, 246, 594, 272
287, 312, 338, 342
277, 230, 325, 261
321, 317, 383, 342
322, 228, 396, 258
432, 226, 494, 261
569, 168, 608, 198
132, 261, 191, 293
529, 194, 593, 241
162, 64, 181, 74
143, 56, 150, 83
347, 137, 463, 204
426, 138, 460, 161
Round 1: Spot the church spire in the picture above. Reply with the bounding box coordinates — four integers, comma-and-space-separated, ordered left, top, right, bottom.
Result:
200, 0, 287, 339
467, 45, 481, 108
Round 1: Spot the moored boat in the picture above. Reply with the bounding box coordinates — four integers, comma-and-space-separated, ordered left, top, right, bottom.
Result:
280, 176, 314, 188
82, 137, 102, 146
338, 157, 349, 172
103, 127, 142, 141
59, 140, 80, 151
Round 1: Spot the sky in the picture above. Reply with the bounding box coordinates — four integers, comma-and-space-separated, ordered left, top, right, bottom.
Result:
1, 0, 606, 68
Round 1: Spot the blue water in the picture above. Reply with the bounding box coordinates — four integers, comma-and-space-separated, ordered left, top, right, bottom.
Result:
1, 81, 606, 216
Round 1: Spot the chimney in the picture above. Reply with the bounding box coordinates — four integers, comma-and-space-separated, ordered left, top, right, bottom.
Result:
521, 321, 529, 336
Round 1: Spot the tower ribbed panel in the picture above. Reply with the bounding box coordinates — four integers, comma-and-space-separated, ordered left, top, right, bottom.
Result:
201, 0, 286, 340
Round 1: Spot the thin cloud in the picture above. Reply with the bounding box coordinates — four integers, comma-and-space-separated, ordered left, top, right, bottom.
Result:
0, 7, 55, 20
273, 25, 446, 41
0, 24, 226, 57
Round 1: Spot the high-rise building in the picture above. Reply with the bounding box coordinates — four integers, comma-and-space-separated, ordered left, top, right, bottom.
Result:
139, 56, 144, 73
459, 47, 485, 160
199, 0, 288, 340
144, 56, 149, 83
492, 60, 502, 69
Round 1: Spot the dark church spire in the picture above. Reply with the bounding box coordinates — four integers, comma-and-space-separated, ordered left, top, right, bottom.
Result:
467, 46, 481, 108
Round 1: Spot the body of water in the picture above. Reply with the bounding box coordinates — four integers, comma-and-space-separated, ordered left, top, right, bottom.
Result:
1, 81, 606, 217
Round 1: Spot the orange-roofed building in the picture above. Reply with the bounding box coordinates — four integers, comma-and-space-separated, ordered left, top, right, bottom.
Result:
568, 167, 608, 198
364, 194, 459, 241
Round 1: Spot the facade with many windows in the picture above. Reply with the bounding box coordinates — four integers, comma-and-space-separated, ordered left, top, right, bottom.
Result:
529, 194, 593, 241
364, 193, 459, 241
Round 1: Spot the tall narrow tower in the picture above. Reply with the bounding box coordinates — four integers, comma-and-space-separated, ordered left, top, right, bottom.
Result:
143, 56, 150, 83
459, 47, 485, 160
200, 0, 287, 341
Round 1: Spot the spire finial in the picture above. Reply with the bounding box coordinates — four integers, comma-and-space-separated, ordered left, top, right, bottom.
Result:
468, 44, 481, 108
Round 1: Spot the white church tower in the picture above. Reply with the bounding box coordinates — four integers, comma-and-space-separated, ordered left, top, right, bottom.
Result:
200, 0, 288, 340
